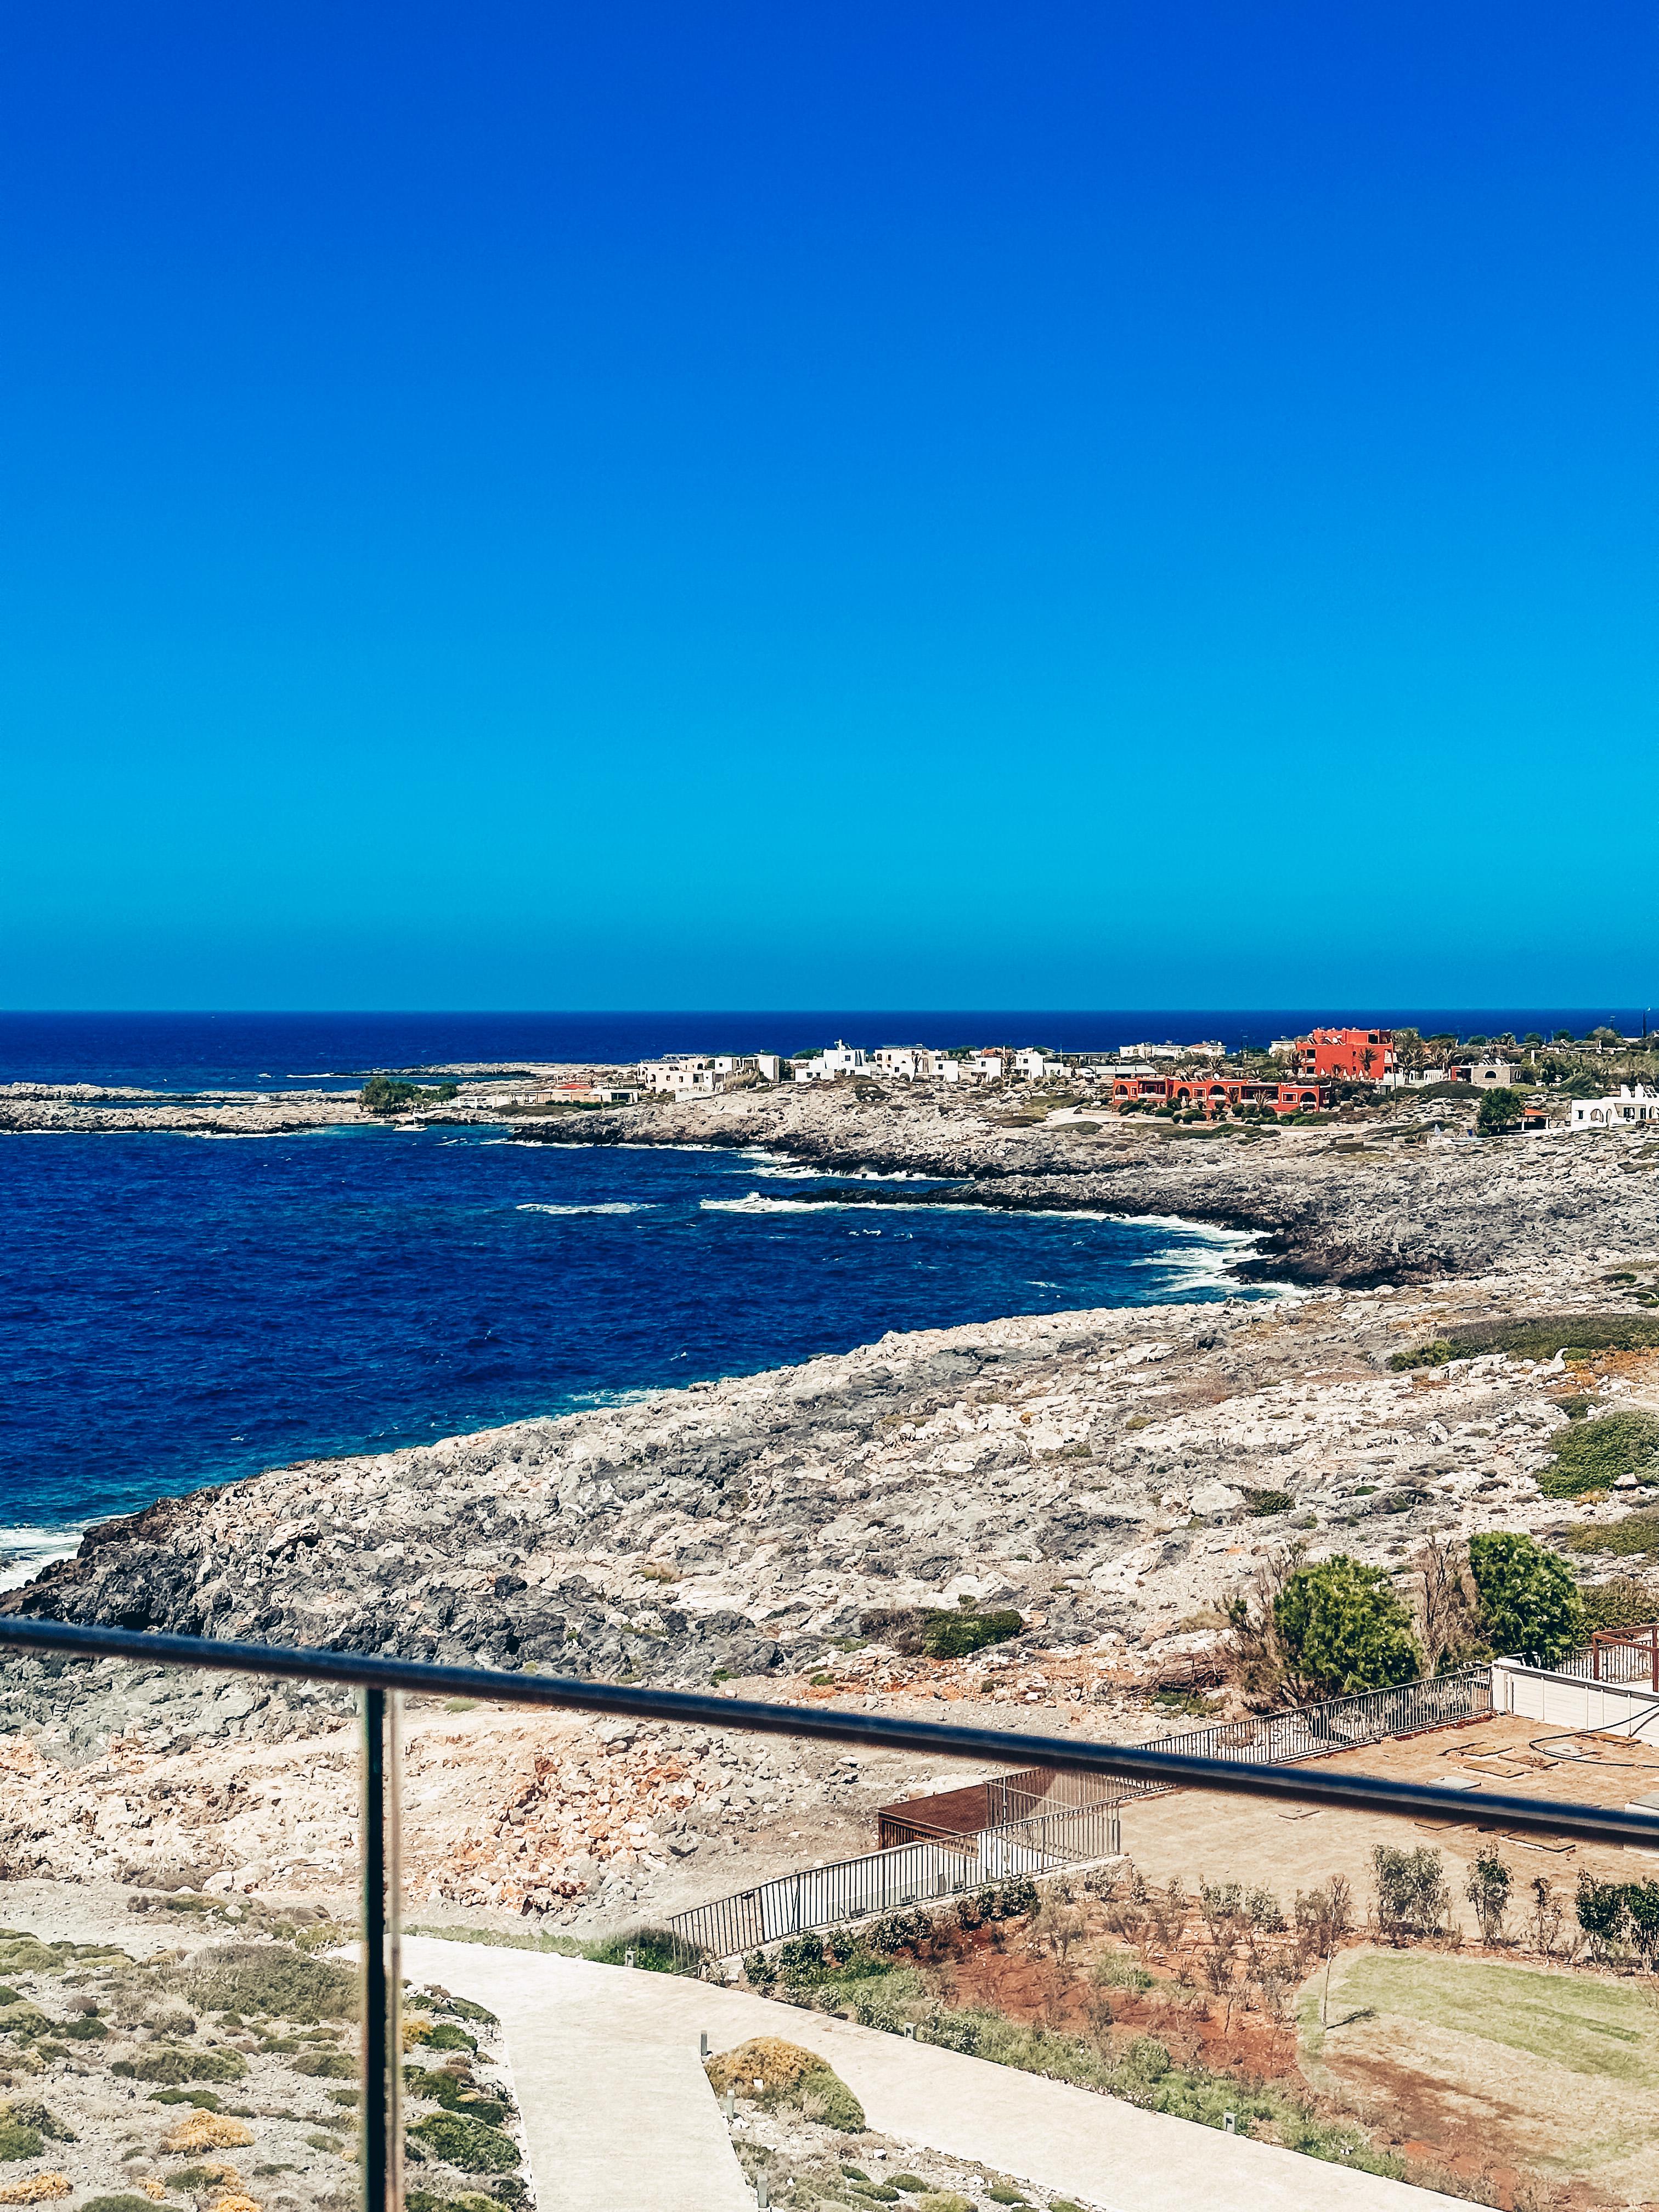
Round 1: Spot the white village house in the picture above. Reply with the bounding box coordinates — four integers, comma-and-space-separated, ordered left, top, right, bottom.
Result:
1013, 1048, 1067, 1082
1571, 1085, 1659, 1131
637, 1053, 780, 1095
793, 1041, 868, 1082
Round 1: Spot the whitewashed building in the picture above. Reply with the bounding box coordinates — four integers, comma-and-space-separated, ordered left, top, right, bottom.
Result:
940, 1051, 1005, 1085
1013, 1048, 1066, 1082
793, 1041, 869, 1082
1571, 1085, 1659, 1131
637, 1054, 772, 1095
870, 1045, 948, 1080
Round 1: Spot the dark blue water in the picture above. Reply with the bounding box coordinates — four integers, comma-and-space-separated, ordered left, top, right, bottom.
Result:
1, 1008, 1646, 1094
0, 1123, 1257, 1578
3, 1005, 1642, 1586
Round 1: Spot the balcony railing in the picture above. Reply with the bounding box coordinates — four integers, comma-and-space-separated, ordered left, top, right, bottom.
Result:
5, 1615, 1659, 2212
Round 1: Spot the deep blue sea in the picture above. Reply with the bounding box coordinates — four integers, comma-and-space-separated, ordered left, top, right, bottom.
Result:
0, 1008, 1632, 1587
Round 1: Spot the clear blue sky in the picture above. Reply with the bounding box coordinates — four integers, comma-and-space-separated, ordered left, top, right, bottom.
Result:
2, 2, 1654, 1011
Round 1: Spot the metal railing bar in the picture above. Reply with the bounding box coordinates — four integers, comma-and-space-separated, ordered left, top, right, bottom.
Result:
360, 1689, 391, 2212
4, 1615, 1659, 1852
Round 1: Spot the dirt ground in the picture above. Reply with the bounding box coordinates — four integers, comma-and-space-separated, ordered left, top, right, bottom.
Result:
1120, 1714, 1659, 1937
1305, 1948, 1659, 2210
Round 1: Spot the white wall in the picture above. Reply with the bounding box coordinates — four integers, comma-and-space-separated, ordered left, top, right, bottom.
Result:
1491, 1657, 1659, 1746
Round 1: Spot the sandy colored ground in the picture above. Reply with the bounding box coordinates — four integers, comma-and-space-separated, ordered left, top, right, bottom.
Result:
1120, 1714, 1659, 1934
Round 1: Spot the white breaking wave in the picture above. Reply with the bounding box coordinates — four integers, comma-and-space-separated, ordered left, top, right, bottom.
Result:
700, 1192, 1115, 1219
516, 1201, 656, 1216
0, 1522, 88, 1593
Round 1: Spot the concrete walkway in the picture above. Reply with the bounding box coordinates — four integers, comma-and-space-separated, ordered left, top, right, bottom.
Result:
401, 1937, 751, 2212
401, 1936, 1469, 2212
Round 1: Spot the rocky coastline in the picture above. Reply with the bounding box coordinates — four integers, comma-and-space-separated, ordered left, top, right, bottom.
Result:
6, 1073, 1659, 1930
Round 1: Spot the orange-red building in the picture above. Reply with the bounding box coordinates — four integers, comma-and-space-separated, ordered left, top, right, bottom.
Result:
1293, 1027, 1393, 1081
1112, 1075, 1326, 1116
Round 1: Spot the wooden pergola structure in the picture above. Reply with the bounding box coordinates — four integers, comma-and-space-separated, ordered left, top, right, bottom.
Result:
1590, 1622, 1659, 1689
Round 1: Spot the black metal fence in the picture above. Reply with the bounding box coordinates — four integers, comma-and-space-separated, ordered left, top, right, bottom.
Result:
3, 1617, 1656, 2212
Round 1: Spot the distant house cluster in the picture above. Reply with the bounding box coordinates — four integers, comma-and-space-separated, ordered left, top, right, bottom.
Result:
615, 1023, 1656, 1136
630, 1032, 1336, 1116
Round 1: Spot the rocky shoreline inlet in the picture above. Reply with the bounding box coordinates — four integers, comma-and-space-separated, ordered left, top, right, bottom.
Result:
5, 1074, 1659, 1942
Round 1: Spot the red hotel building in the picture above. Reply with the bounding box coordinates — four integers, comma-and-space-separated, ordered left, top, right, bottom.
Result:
1293, 1028, 1394, 1081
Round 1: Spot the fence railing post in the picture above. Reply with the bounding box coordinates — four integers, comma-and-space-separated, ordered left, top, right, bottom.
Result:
361, 1688, 402, 2212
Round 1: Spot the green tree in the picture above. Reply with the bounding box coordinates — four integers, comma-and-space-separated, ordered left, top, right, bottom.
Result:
1465, 1848, 1512, 1944
1272, 1556, 1420, 1697
1476, 1086, 1523, 1135
1467, 1532, 1584, 1664
359, 1074, 459, 1115
1373, 1846, 1449, 1940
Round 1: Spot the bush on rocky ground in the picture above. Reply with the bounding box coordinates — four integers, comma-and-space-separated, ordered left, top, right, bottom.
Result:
113, 2047, 247, 2085
1539, 1411, 1659, 1499
1390, 1312, 1659, 1370
1568, 1514, 1659, 1559
1272, 1555, 1420, 1697
180, 1946, 358, 2024
704, 2038, 865, 2132
1577, 1574, 1659, 1629
917, 1609, 1024, 1660
407, 2114, 520, 2174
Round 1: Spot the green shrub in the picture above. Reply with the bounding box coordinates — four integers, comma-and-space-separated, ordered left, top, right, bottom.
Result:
1579, 1575, 1659, 1630
799, 2069, 865, 2131
59, 2012, 108, 2039
1373, 1846, 1450, 1939
405, 2193, 500, 2212
0, 2118, 42, 2162
290, 2049, 355, 2079
114, 2046, 247, 2085
1273, 1556, 1420, 1696
0, 2098, 72, 2152
360, 1075, 459, 1115
1567, 1512, 1659, 1558
1390, 1313, 1659, 1370
1539, 1412, 1659, 1498
182, 1943, 358, 2023
420, 2023, 477, 2053
581, 1925, 705, 1977
403, 2067, 509, 2127
407, 2113, 520, 2173
888, 2180, 926, 2194
918, 1609, 1023, 1660
1244, 1489, 1294, 1517
1122, 2036, 1171, 2080
406, 1989, 495, 2023
912, 2193, 972, 2212
148, 2090, 222, 2109
1468, 1532, 1584, 1664
82, 2197, 171, 2212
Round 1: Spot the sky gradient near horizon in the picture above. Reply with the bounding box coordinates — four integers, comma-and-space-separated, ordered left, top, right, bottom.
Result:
2, 3, 1655, 1011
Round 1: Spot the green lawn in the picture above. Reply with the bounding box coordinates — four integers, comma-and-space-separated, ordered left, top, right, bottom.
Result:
1321, 1954, 1657, 2084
